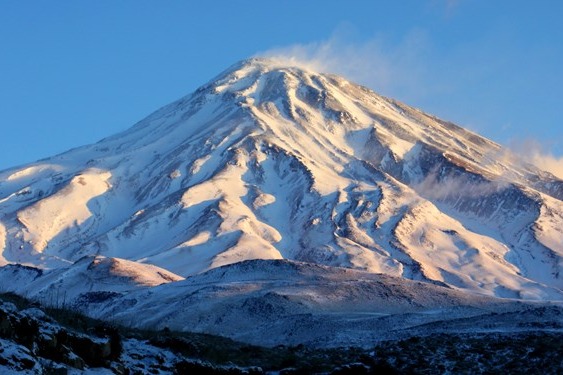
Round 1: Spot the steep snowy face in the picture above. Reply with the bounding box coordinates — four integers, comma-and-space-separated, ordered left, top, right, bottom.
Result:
0, 58, 561, 300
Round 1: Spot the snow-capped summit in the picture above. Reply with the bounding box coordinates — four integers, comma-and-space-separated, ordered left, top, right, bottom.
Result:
0, 57, 561, 303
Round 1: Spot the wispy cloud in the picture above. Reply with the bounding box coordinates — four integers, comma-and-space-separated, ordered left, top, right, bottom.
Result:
255, 24, 563, 168
255, 27, 436, 101
532, 153, 563, 180
442, 0, 462, 15
414, 168, 506, 200
426, 0, 464, 18
509, 140, 563, 180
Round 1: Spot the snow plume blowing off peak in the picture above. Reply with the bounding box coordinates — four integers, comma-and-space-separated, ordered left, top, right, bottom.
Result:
255, 28, 432, 101
507, 139, 563, 180
0, 56, 562, 310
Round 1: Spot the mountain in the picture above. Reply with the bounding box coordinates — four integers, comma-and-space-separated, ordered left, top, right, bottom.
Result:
0, 58, 562, 346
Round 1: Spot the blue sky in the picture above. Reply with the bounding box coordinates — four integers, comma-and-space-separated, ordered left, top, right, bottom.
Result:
1, 1, 562, 170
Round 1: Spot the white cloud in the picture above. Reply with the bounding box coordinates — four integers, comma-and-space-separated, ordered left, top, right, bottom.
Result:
255, 27, 434, 100
415, 168, 506, 200
532, 153, 563, 180
508, 139, 563, 180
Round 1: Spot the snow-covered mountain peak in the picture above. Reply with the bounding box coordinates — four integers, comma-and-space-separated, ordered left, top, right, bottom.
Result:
211, 56, 321, 82
0, 59, 562, 302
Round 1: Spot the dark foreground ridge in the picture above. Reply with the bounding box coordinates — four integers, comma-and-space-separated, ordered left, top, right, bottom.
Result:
0, 293, 561, 374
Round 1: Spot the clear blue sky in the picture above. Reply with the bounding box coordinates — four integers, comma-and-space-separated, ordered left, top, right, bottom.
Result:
1, 1, 562, 170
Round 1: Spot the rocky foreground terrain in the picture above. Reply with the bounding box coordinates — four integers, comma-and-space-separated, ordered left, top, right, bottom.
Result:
0, 293, 561, 374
